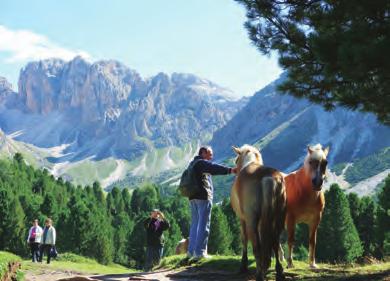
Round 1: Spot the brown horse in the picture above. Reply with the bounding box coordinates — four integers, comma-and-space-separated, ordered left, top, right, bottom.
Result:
282, 144, 329, 269
231, 145, 286, 281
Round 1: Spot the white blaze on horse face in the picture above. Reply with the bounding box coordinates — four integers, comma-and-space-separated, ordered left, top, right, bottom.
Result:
304, 144, 328, 178
238, 145, 263, 171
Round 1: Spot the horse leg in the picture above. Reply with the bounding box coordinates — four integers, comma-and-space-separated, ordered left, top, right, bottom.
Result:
239, 219, 248, 273
247, 221, 264, 281
308, 217, 320, 268
278, 243, 285, 262
286, 216, 296, 268
273, 240, 285, 281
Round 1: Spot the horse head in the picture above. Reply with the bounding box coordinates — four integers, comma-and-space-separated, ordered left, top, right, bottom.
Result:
305, 144, 329, 191
232, 144, 263, 171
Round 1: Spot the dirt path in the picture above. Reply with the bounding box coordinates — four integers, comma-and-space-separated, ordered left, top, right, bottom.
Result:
24, 266, 252, 281
23, 264, 390, 281
24, 267, 92, 281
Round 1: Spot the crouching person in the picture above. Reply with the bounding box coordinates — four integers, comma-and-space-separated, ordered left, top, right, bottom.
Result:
144, 209, 170, 271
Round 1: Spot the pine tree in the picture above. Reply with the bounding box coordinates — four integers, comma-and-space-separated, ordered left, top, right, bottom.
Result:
167, 194, 190, 238
347, 193, 361, 225
163, 214, 182, 256
317, 184, 363, 263
112, 212, 133, 265
121, 188, 132, 216
127, 215, 148, 268
235, 0, 390, 123
40, 193, 58, 222
5, 197, 27, 256
221, 198, 242, 254
377, 175, 390, 257
358, 196, 377, 256
208, 205, 233, 255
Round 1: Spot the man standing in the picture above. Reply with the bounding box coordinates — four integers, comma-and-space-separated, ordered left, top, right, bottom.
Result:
188, 146, 237, 259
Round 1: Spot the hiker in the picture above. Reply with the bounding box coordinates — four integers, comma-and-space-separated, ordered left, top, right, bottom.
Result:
27, 219, 43, 262
39, 218, 56, 264
187, 146, 237, 259
144, 209, 170, 271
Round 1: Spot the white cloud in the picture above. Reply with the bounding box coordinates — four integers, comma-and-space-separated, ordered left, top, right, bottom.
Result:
0, 25, 90, 63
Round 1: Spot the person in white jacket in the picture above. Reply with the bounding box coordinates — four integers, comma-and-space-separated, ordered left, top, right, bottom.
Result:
39, 218, 56, 264
27, 219, 43, 262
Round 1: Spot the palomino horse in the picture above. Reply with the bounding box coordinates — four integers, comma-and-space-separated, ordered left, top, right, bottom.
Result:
282, 144, 329, 268
231, 145, 286, 281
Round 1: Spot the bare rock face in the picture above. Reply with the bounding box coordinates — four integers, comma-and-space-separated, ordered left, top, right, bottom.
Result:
0, 76, 15, 104
210, 74, 390, 171
1, 57, 245, 161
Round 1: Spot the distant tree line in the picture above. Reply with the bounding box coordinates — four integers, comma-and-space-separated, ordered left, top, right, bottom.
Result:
0, 153, 389, 266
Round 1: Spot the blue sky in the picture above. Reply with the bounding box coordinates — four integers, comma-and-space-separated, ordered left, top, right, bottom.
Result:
0, 0, 281, 97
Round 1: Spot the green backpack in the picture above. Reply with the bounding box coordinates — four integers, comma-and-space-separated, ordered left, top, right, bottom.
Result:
178, 159, 201, 198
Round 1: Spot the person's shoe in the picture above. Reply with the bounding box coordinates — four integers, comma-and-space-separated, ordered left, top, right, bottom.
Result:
186, 252, 193, 258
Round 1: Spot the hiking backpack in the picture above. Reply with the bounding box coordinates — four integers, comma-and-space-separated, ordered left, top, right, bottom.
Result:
178, 159, 201, 198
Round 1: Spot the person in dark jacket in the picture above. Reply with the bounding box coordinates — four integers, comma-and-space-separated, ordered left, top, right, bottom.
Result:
144, 209, 170, 271
188, 146, 237, 259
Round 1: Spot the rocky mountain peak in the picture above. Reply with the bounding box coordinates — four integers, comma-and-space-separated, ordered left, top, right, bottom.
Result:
0, 58, 246, 161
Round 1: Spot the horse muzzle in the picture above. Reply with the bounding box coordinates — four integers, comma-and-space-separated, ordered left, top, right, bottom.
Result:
312, 178, 323, 191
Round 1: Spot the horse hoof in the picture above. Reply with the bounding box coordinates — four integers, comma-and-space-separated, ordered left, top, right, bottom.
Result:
287, 263, 294, 269
310, 263, 318, 269
239, 266, 248, 274
276, 274, 286, 281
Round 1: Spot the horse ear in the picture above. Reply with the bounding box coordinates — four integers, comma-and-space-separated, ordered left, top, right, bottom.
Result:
307, 145, 314, 154
323, 146, 330, 157
232, 146, 241, 155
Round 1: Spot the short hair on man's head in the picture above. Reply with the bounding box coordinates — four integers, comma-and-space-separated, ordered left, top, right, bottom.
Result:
45, 218, 52, 224
198, 146, 212, 156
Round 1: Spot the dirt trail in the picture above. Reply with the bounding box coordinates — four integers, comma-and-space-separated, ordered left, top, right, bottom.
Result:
24, 267, 252, 281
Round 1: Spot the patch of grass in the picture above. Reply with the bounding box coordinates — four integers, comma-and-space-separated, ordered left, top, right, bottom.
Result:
159, 255, 390, 281
65, 158, 118, 186
0, 251, 22, 280
345, 147, 390, 184
22, 252, 136, 275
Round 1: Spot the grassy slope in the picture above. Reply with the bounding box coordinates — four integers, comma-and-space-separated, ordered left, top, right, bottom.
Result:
160, 255, 390, 281
0, 251, 23, 280
344, 147, 390, 184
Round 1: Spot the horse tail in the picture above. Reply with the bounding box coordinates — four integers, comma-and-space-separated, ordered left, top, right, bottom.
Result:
257, 174, 286, 273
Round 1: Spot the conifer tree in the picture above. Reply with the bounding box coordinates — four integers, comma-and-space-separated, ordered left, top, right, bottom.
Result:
317, 184, 363, 263
0, 186, 12, 249
163, 214, 182, 256
112, 212, 133, 265
167, 194, 190, 237
347, 193, 361, 225
235, 0, 390, 123
208, 205, 233, 255
40, 193, 58, 222
121, 188, 132, 215
358, 196, 377, 256
127, 215, 147, 268
221, 198, 242, 254
377, 175, 390, 257
5, 197, 27, 256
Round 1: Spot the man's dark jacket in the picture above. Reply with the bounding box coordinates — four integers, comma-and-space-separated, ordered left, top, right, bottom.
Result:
188, 155, 231, 201
144, 218, 170, 247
